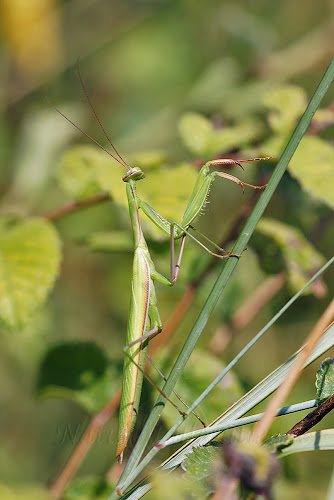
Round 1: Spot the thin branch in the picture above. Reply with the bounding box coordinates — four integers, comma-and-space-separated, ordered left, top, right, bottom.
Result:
50, 388, 122, 499
44, 192, 110, 222
286, 394, 334, 436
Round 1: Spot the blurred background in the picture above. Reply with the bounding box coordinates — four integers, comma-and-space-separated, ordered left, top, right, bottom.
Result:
0, 1, 333, 499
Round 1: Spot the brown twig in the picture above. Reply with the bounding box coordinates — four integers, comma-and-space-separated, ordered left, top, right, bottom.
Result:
287, 394, 334, 437
44, 192, 110, 222
50, 388, 122, 499
249, 299, 334, 444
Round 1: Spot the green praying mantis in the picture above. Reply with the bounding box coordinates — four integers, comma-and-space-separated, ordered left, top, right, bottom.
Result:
50, 67, 270, 462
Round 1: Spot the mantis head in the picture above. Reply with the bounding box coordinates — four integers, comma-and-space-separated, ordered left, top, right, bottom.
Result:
122, 167, 145, 182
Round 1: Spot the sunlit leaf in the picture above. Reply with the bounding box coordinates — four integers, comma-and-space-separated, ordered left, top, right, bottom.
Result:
178, 112, 213, 156
316, 358, 334, 404
37, 342, 122, 414
263, 85, 308, 135
288, 136, 334, 209
0, 218, 61, 330
130, 150, 167, 170
57, 145, 103, 200
265, 433, 294, 451
182, 445, 219, 482
136, 163, 199, 239
178, 112, 264, 157
253, 218, 326, 295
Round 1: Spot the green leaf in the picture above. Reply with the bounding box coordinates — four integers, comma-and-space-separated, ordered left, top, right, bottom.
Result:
178, 112, 213, 156
278, 429, 334, 457
178, 112, 264, 157
36, 342, 121, 414
0, 218, 61, 330
136, 163, 198, 239
265, 433, 294, 451
57, 145, 104, 200
253, 218, 326, 295
63, 477, 112, 500
288, 136, 334, 209
182, 445, 220, 482
130, 150, 167, 170
263, 85, 308, 135
209, 118, 264, 155
316, 358, 334, 404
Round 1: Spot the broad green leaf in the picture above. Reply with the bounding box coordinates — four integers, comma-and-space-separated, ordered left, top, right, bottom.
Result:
57, 145, 104, 200
130, 150, 167, 170
265, 433, 294, 451
253, 218, 326, 295
136, 163, 199, 239
0, 484, 50, 500
263, 85, 308, 135
0, 218, 61, 330
278, 429, 334, 457
316, 358, 334, 404
288, 136, 334, 209
178, 112, 213, 156
209, 118, 264, 155
178, 112, 264, 157
160, 349, 242, 433
182, 445, 219, 482
63, 477, 112, 500
37, 342, 121, 414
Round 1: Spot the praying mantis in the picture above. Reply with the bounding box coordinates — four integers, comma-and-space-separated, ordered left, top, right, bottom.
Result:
50, 66, 270, 462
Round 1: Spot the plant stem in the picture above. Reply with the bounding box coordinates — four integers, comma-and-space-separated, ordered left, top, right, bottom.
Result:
44, 192, 110, 222
287, 394, 334, 437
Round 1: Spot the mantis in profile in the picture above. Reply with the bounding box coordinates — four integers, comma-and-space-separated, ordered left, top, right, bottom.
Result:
50, 67, 270, 462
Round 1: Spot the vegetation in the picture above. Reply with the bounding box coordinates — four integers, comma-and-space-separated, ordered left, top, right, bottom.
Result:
1, 2, 334, 499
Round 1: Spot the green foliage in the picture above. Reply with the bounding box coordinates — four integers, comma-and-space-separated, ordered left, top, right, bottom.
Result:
253, 218, 326, 294
316, 358, 334, 404
63, 477, 112, 500
57, 146, 104, 200
182, 445, 219, 483
136, 164, 198, 239
0, 218, 61, 330
178, 112, 263, 157
288, 136, 334, 209
36, 342, 121, 414
145, 470, 206, 500
263, 85, 308, 136
0, 484, 50, 500
265, 434, 294, 451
